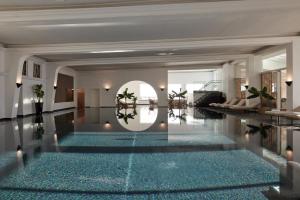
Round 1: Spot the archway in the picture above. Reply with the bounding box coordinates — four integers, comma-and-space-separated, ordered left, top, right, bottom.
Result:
115, 80, 158, 131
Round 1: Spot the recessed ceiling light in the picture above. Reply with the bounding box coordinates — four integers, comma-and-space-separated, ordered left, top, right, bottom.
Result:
90, 50, 134, 54
157, 52, 174, 56
26, 22, 133, 29
166, 61, 222, 66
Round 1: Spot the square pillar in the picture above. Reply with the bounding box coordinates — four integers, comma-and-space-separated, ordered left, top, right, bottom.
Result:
246, 55, 262, 105
286, 39, 300, 110
222, 62, 235, 100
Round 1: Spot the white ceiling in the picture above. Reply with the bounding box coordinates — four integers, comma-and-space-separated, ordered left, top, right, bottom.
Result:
0, 0, 298, 71
0, 0, 232, 10
68, 62, 223, 71
263, 53, 286, 71
0, 1, 300, 46
37, 45, 265, 62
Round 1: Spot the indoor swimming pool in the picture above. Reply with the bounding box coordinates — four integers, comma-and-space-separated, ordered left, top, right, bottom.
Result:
0, 106, 299, 199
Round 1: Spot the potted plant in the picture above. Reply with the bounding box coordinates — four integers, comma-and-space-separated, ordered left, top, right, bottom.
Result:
116, 88, 135, 108
168, 90, 187, 108
247, 86, 274, 113
32, 84, 45, 115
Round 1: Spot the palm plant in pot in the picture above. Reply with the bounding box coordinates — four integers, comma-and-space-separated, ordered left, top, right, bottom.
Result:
116, 88, 135, 108
32, 84, 45, 115
247, 86, 274, 112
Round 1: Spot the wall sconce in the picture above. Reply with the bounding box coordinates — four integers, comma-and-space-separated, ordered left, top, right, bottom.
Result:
16, 83, 23, 88
54, 86, 58, 90
160, 86, 165, 91
104, 85, 111, 91
244, 85, 249, 90
285, 81, 293, 86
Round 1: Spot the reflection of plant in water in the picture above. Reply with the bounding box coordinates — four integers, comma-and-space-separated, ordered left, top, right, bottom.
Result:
33, 116, 44, 140
246, 123, 273, 138
34, 123, 44, 140
116, 107, 138, 124
168, 108, 187, 123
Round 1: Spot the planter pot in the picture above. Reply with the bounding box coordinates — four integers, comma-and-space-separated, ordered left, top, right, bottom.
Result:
35, 102, 43, 115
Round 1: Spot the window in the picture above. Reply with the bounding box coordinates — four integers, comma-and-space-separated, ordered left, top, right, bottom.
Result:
33, 63, 41, 78
168, 84, 182, 94
186, 83, 204, 94
139, 84, 157, 100
22, 61, 27, 76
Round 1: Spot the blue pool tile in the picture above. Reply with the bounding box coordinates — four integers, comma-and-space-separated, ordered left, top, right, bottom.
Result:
127, 150, 279, 192
0, 150, 279, 199
58, 132, 234, 147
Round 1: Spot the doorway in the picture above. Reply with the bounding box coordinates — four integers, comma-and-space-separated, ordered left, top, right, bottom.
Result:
77, 89, 85, 110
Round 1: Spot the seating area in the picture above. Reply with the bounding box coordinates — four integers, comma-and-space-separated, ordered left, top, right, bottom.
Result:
265, 107, 300, 120
209, 98, 259, 112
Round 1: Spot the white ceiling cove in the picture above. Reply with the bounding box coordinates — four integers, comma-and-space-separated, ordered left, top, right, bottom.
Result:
0, 0, 298, 70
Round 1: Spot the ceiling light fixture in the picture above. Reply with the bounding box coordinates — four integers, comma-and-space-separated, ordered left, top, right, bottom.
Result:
90, 50, 134, 54
26, 22, 132, 29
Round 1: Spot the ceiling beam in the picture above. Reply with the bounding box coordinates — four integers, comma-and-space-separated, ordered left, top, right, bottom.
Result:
52, 54, 250, 67
70, 64, 222, 72
0, 0, 299, 22
7, 36, 296, 55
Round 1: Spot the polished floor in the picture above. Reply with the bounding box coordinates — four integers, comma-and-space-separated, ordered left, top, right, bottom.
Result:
0, 106, 299, 199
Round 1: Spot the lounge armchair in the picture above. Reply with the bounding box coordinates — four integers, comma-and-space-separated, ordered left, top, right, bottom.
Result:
228, 99, 246, 109
229, 102, 260, 111
209, 99, 231, 107
217, 98, 240, 108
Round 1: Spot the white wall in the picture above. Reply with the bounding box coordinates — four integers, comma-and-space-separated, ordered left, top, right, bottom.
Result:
0, 47, 5, 119
17, 57, 47, 116
13, 57, 77, 116
53, 67, 77, 110
86, 89, 100, 107
222, 63, 235, 100
77, 68, 168, 107
168, 71, 214, 84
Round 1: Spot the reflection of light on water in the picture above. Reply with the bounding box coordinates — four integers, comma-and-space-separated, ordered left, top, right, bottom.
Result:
159, 121, 166, 129
23, 123, 32, 130
79, 176, 125, 185
273, 186, 280, 193
245, 133, 250, 141
286, 146, 293, 161
159, 161, 178, 169
117, 106, 158, 131
103, 121, 112, 129
16, 145, 23, 159
140, 107, 158, 124
54, 133, 58, 144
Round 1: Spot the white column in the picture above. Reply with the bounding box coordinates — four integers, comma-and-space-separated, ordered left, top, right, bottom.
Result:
4, 51, 29, 118
286, 39, 300, 110
246, 55, 262, 105
45, 63, 60, 112
222, 62, 235, 100
0, 46, 5, 119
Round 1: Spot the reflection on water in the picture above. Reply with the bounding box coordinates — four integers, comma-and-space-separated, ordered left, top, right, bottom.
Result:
116, 106, 158, 131
0, 106, 300, 199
